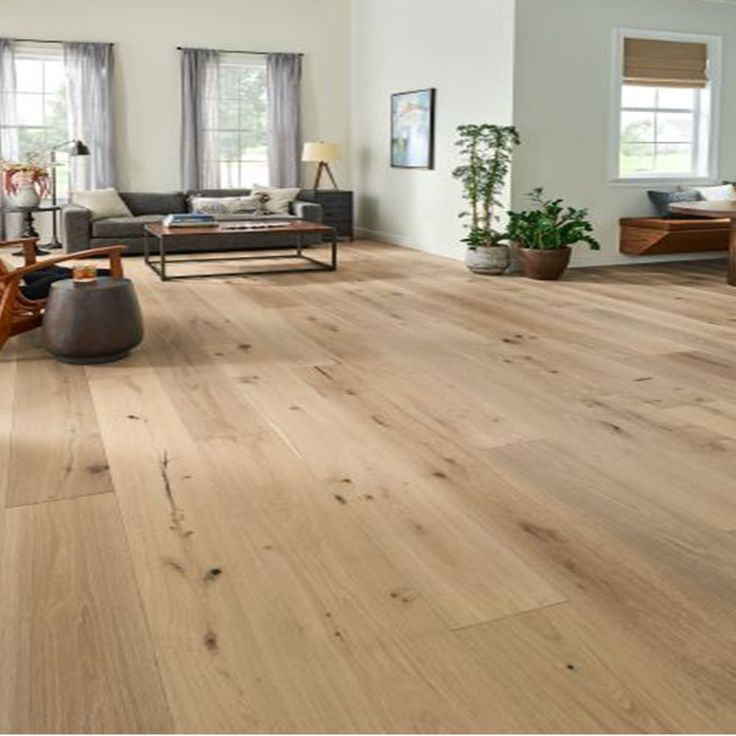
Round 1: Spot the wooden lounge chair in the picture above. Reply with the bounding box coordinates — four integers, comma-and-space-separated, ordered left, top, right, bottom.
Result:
0, 237, 127, 352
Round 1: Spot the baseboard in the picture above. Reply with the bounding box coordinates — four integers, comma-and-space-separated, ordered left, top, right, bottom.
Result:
355, 226, 464, 261
356, 225, 727, 269
571, 251, 726, 268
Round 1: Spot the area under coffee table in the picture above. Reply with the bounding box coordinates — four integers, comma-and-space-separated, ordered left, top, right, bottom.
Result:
143, 220, 338, 281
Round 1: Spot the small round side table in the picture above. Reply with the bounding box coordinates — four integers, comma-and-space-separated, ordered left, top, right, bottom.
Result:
2, 205, 61, 255
43, 277, 144, 364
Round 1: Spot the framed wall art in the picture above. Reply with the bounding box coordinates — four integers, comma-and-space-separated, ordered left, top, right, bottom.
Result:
391, 88, 436, 169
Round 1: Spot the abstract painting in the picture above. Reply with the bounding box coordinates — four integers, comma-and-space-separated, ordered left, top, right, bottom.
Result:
391, 88, 436, 169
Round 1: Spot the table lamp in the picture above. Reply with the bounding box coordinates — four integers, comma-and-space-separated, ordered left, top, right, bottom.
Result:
302, 142, 340, 190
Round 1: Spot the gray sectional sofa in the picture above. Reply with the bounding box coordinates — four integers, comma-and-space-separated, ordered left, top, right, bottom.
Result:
62, 188, 323, 254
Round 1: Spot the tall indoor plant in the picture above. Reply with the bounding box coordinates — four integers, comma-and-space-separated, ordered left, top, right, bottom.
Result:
507, 188, 600, 280
453, 124, 520, 274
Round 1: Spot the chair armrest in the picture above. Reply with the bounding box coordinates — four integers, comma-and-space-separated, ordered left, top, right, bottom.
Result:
62, 204, 92, 253
0, 238, 39, 265
1, 245, 127, 282
291, 200, 322, 223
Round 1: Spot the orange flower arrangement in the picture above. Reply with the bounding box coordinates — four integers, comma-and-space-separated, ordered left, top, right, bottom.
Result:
1, 158, 51, 198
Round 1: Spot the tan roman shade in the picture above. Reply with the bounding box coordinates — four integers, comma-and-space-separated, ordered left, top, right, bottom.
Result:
624, 38, 708, 88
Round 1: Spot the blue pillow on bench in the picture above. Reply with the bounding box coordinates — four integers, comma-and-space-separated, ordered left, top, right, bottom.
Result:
647, 190, 703, 218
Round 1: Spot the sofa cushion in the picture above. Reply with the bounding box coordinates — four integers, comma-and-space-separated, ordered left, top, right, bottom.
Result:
71, 188, 132, 221
92, 214, 163, 238
119, 191, 187, 216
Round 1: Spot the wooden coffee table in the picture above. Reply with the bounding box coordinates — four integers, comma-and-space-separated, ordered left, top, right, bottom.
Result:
670, 200, 736, 285
143, 220, 338, 281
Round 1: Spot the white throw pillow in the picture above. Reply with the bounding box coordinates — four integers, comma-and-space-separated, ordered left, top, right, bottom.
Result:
190, 196, 258, 215
251, 186, 300, 215
685, 184, 736, 201
71, 188, 132, 221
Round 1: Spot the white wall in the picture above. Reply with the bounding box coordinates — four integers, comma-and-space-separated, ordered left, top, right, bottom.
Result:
8, 0, 735, 266
513, 0, 736, 267
0, 0, 351, 192
350, 0, 516, 260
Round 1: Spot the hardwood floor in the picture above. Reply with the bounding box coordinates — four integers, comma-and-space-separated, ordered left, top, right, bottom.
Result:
2, 241, 736, 732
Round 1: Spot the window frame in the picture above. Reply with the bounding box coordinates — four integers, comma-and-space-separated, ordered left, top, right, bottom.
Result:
609, 28, 722, 187
2, 41, 71, 199
203, 52, 270, 188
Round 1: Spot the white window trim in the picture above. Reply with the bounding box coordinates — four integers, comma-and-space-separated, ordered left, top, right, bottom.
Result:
609, 27, 722, 187
204, 52, 269, 188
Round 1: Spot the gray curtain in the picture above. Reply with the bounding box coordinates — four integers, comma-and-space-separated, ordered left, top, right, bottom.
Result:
267, 53, 302, 188
0, 39, 17, 238
181, 48, 220, 191
64, 42, 115, 190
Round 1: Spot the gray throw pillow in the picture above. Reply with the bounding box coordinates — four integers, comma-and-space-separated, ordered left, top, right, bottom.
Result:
647, 190, 702, 218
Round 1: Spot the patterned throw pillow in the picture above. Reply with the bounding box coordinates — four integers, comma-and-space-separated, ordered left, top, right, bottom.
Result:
251, 186, 300, 215
189, 196, 258, 215
690, 184, 736, 202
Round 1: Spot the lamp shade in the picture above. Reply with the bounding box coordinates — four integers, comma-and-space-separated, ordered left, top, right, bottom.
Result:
302, 141, 340, 162
70, 140, 90, 156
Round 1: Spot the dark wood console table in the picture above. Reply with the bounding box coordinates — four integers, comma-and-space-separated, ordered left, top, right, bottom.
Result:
300, 190, 354, 241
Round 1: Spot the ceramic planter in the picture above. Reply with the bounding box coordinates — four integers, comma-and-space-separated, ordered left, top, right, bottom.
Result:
518, 246, 572, 280
465, 245, 510, 275
9, 183, 41, 209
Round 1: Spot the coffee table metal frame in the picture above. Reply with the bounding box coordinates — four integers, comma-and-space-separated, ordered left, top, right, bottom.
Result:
143, 222, 338, 282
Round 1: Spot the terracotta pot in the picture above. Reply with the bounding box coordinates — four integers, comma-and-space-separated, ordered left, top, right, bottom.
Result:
518, 246, 572, 281
465, 245, 510, 275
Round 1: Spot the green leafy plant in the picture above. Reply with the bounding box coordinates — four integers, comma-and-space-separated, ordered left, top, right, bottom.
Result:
506, 188, 601, 251
453, 124, 520, 249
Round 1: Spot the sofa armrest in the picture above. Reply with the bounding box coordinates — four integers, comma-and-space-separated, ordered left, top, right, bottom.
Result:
291, 199, 322, 223
62, 204, 92, 253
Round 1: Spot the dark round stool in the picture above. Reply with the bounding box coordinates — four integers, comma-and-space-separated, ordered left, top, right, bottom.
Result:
43, 277, 144, 364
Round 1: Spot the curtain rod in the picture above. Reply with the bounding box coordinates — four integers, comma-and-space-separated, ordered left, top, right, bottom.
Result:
177, 46, 304, 57
10, 37, 113, 46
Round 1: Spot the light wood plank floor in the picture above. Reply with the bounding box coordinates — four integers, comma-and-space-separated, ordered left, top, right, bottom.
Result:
3, 241, 736, 732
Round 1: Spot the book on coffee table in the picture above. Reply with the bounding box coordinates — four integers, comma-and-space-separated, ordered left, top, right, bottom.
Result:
163, 213, 217, 228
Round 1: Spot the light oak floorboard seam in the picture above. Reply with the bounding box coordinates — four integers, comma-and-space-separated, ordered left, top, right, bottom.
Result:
4, 244, 736, 732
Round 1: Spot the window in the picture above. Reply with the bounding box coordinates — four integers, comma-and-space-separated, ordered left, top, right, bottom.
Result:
612, 30, 721, 182
3, 42, 72, 198
205, 54, 269, 187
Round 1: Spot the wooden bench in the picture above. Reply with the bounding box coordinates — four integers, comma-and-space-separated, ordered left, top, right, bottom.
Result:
620, 217, 730, 256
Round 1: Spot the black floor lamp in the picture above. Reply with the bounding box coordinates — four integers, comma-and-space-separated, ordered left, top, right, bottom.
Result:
45, 139, 90, 250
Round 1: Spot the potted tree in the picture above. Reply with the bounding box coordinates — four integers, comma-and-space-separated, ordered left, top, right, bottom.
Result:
453, 124, 520, 274
507, 188, 600, 280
